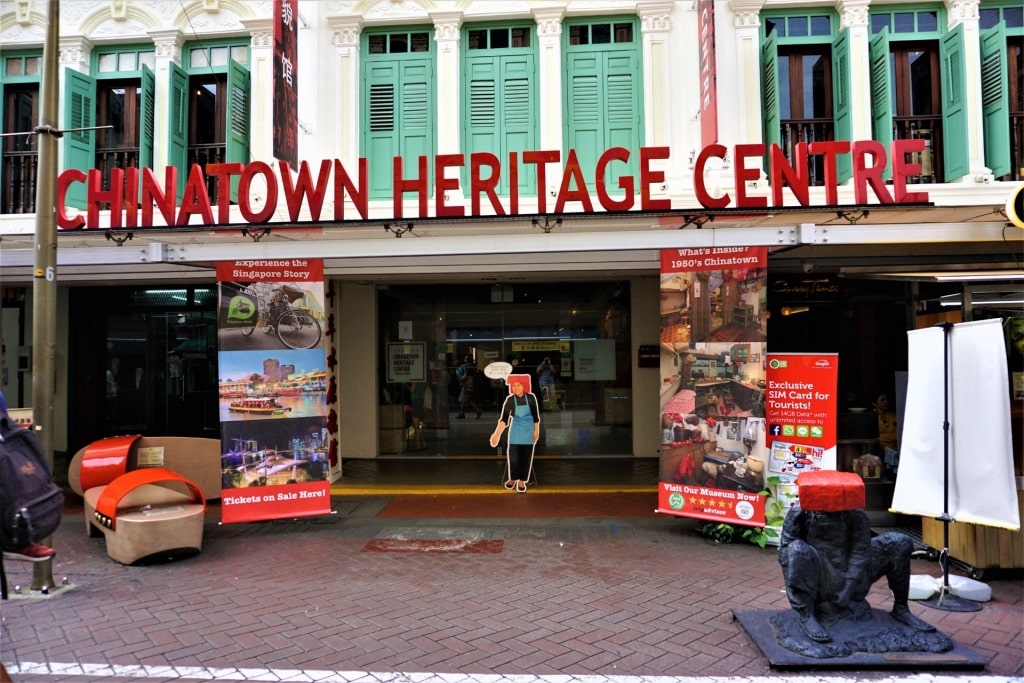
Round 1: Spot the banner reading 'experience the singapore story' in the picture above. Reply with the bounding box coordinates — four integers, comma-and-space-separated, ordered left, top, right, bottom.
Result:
216, 259, 330, 524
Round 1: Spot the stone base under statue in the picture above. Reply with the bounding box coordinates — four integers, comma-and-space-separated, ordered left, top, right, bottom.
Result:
733, 608, 986, 671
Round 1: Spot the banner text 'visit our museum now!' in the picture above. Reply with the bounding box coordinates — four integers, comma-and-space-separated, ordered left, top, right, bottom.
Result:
55, 140, 932, 231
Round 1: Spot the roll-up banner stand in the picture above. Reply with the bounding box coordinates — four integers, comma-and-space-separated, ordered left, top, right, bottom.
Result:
657, 247, 769, 526
216, 259, 331, 524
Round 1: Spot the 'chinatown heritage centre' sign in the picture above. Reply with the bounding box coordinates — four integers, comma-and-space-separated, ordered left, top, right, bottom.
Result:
56, 140, 932, 230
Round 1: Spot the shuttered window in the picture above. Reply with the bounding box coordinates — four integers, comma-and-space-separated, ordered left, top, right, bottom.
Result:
761, 11, 845, 183
563, 18, 642, 193
362, 29, 435, 200
868, 5, 975, 182
167, 41, 250, 201
463, 23, 537, 196
979, 2, 1024, 181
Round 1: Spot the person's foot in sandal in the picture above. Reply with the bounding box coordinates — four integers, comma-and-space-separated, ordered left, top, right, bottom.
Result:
504, 479, 516, 490
516, 480, 527, 493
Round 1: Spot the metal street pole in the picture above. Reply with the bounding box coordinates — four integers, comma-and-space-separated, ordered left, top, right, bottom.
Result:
30, 0, 60, 593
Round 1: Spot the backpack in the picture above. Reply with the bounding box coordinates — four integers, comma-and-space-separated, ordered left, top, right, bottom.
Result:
0, 416, 64, 551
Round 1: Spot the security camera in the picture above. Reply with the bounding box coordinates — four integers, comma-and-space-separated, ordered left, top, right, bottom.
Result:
801, 260, 814, 274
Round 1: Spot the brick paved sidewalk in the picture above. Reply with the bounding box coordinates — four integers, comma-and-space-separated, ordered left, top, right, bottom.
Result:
1, 496, 1021, 682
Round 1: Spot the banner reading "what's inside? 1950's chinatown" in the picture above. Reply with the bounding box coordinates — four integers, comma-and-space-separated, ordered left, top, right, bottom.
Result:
215, 258, 331, 524
656, 247, 769, 526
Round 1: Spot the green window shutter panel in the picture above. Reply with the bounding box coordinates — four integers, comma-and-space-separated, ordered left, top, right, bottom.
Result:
226, 59, 251, 202
940, 23, 968, 181
869, 28, 893, 180
565, 49, 640, 189
398, 59, 433, 189
981, 22, 1010, 178
761, 32, 780, 173
832, 28, 852, 183
366, 61, 398, 198
464, 52, 537, 195
139, 65, 155, 174
168, 61, 189, 199
502, 55, 535, 194
62, 67, 95, 209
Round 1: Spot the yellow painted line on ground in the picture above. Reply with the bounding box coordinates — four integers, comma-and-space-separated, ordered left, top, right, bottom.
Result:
330, 484, 657, 496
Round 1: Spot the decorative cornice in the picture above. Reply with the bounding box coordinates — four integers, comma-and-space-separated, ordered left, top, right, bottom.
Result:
327, 14, 362, 47
431, 11, 463, 42
149, 28, 184, 60
532, 7, 565, 38
729, 0, 765, 29
640, 13, 672, 33
836, 0, 870, 29
240, 18, 273, 49
946, 0, 980, 24
58, 35, 93, 69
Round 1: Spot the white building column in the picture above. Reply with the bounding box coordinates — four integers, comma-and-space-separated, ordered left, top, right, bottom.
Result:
836, 0, 873, 143
240, 18, 273, 166
148, 29, 184, 174
637, 1, 676, 193
532, 5, 565, 156
727, 0, 766, 153
946, 0, 991, 182
431, 10, 463, 200
431, 10, 462, 157
325, 15, 362, 168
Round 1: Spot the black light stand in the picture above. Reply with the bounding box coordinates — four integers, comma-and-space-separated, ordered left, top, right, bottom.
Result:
921, 323, 982, 613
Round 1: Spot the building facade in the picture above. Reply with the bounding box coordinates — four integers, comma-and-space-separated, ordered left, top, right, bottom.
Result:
0, 0, 1021, 487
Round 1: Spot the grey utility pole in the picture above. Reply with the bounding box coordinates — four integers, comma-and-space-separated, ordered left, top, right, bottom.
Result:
30, 0, 60, 593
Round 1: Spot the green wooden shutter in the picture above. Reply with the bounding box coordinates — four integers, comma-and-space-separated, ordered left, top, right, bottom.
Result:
981, 22, 1010, 178
565, 52, 601, 183
869, 28, 892, 180
502, 55, 535, 194
168, 61, 188, 198
464, 53, 536, 196
226, 58, 251, 201
139, 64, 155, 173
366, 62, 398, 198
761, 32, 780, 171
62, 68, 95, 209
565, 50, 640, 190
466, 56, 498, 163
940, 23, 968, 181
398, 60, 433, 190
832, 28, 852, 183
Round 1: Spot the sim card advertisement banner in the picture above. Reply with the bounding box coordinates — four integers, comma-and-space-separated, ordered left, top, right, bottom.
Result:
765, 353, 838, 475
215, 259, 330, 524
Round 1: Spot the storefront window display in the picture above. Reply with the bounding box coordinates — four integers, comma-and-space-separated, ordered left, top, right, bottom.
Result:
377, 282, 632, 457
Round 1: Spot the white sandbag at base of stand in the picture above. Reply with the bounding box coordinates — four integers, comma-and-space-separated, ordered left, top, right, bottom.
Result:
948, 574, 992, 602
909, 574, 941, 600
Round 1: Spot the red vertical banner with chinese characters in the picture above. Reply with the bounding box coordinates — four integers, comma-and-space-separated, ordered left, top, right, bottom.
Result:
216, 259, 330, 524
273, 0, 299, 168
764, 353, 839, 476
698, 0, 719, 148
656, 247, 768, 525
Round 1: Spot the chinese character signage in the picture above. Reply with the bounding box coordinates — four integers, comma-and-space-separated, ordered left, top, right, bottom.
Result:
274, 0, 299, 167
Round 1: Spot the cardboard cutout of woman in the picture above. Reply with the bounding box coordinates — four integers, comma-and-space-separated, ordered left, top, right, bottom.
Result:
489, 374, 540, 493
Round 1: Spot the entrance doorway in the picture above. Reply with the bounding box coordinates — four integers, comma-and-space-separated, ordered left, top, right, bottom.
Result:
377, 281, 633, 457
68, 286, 219, 454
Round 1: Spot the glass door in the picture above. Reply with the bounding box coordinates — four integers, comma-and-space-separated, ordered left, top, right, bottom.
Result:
68, 286, 219, 454
378, 281, 632, 457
